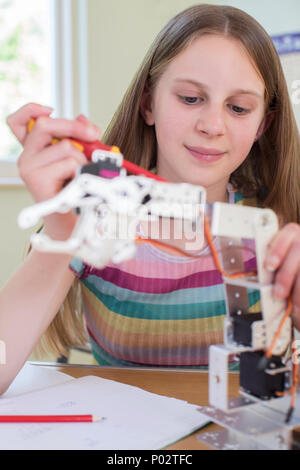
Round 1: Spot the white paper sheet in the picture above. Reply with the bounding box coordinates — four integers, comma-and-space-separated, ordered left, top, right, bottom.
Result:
0, 375, 209, 449
3, 362, 74, 398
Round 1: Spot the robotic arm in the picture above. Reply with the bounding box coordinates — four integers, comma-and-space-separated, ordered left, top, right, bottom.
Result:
18, 132, 297, 449
18, 155, 206, 267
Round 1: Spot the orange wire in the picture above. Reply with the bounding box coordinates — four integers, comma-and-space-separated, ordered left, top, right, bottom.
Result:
265, 296, 293, 359
136, 212, 257, 279
135, 236, 197, 257
275, 335, 299, 398
276, 331, 298, 422
202, 212, 257, 279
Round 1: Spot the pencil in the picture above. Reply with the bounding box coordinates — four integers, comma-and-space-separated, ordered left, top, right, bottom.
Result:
0, 415, 102, 423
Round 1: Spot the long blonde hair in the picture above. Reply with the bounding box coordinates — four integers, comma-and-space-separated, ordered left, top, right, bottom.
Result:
37, 4, 300, 358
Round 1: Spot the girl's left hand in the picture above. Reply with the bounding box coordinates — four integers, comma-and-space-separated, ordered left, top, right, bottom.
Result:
265, 223, 300, 330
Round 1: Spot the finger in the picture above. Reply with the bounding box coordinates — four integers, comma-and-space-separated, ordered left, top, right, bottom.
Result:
75, 114, 102, 131
265, 223, 300, 272
24, 156, 88, 202
75, 114, 90, 124
6, 103, 53, 144
18, 139, 87, 172
24, 115, 101, 154
273, 241, 300, 299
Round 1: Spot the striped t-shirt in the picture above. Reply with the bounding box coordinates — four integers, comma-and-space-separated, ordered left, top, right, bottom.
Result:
70, 187, 259, 367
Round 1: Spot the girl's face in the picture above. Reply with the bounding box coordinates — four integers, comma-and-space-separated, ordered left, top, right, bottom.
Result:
143, 35, 266, 202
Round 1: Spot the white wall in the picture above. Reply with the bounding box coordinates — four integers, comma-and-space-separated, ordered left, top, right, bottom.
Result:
0, 186, 37, 287
86, 0, 207, 132
213, 0, 300, 35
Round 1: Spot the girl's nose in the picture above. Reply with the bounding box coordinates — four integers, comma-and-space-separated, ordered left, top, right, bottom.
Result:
195, 105, 225, 137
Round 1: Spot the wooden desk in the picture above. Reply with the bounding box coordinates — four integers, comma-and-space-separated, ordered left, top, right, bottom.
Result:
52, 364, 240, 450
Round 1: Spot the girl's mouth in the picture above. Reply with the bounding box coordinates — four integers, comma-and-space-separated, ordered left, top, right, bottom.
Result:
185, 145, 226, 162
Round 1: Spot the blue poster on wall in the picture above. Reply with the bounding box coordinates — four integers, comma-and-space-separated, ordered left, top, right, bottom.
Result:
272, 32, 300, 54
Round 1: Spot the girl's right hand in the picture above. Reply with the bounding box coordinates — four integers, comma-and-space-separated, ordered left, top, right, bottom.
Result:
6, 103, 101, 238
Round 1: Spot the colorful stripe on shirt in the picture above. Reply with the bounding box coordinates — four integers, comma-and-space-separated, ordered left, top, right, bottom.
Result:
70, 190, 260, 366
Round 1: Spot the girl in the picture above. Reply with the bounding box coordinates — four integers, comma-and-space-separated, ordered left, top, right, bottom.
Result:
1, 4, 300, 391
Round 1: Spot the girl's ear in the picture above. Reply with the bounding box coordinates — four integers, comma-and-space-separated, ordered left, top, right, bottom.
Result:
255, 112, 274, 140
140, 87, 155, 125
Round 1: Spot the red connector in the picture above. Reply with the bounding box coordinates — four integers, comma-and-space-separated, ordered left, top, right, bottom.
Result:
27, 118, 166, 183
72, 139, 120, 160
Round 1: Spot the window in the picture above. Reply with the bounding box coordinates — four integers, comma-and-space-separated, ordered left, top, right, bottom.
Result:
0, 0, 88, 183
0, 0, 53, 162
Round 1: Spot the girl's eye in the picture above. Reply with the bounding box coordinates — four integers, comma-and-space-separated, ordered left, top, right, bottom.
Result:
179, 96, 202, 105
229, 104, 250, 115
